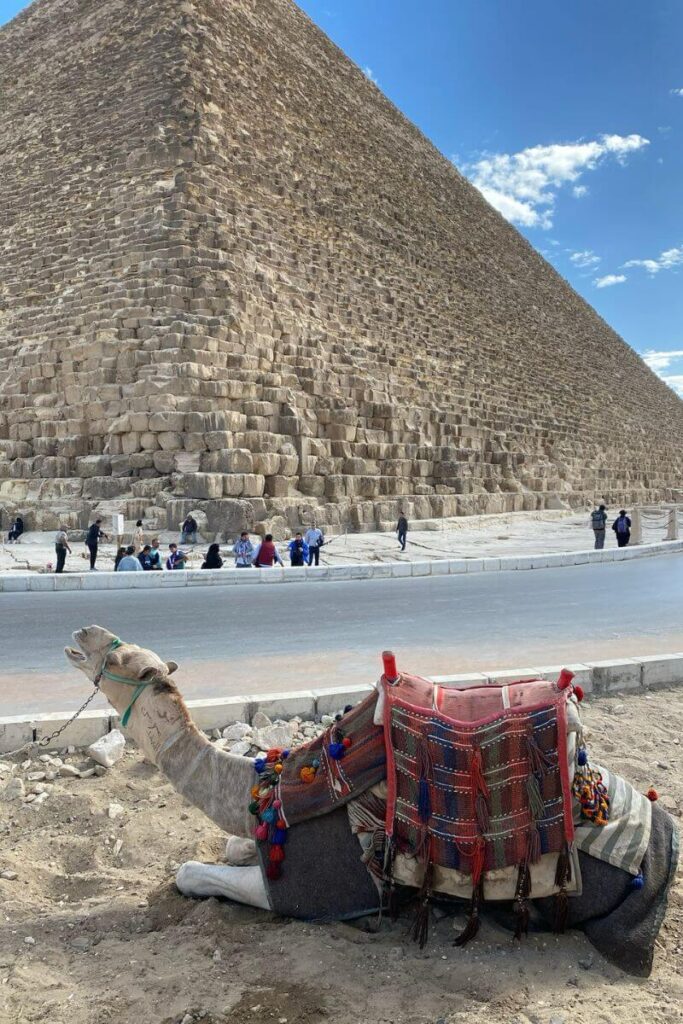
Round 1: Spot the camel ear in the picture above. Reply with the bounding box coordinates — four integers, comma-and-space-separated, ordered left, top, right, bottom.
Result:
137, 665, 158, 681
166, 660, 179, 675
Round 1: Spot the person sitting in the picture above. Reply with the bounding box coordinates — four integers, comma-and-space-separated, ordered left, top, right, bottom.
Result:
138, 544, 155, 570
201, 543, 224, 569
7, 515, 24, 543
288, 532, 309, 567
148, 538, 162, 570
181, 515, 198, 545
166, 543, 187, 570
252, 533, 283, 567
233, 531, 254, 568
113, 546, 127, 571
116, 545, 143, 571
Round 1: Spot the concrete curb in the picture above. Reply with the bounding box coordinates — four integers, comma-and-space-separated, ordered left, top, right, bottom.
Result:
2, 653, 682, 753
1, 538, 681, 593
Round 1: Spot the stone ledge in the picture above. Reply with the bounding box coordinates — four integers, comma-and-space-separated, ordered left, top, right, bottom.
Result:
0, 539, 681, 594
2, 653, 682, 753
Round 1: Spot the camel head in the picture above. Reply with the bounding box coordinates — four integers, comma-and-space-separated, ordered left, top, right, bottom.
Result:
65, 626, 181, 753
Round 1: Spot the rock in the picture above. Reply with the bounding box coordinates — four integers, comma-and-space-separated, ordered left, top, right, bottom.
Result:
87, 729, 126, 768
27, 771, 47, 781
0, 870, 18, 880
253, 724, 292, 750
224, 836, 258, 866
656, 761, 671, 770
78, 768, 96, 779
113, 839, 123, 857
181, 1014, 193, 1024
578, 953, 594, 970
29, 792, 49, 808
320, 714, 334, 727
94, 765, 109, 777
222, 722, 252, 742
227, 740, 252, 757
251, 711, 272, 731
24, 936, 35, 945
70, 936, 92, 951
107, 801, 125, 819
38, 754, 52, 763
1, 777, 25, 801
58, 764, 80, 778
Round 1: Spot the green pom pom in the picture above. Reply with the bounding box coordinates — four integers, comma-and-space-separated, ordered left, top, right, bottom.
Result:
248, 800, 259, 815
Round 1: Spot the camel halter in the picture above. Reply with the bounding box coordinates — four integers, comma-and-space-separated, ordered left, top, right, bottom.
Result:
94, 637, 155, 728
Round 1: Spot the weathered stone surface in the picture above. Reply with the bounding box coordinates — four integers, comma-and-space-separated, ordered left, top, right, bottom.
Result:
0, 0, 681, 538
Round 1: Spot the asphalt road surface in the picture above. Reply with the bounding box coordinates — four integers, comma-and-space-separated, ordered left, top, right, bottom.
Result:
1, 553, 682, 716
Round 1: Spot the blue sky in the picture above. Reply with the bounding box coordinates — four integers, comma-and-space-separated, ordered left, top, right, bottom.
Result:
2, 0, 682, 394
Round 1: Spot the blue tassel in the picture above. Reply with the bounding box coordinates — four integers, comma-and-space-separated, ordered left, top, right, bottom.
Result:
312, 758, 320, 768
272, 828, 288, 845
631, 871, 644, 891
254, 758, 266, 774
262, 807, 277, 824
281, 749, 290, 759
577, 748, 588, 767
329, 742, 345, 760
418, 778, 431, 823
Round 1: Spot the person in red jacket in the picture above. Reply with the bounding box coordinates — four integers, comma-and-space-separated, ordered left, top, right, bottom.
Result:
252, 534, 283, 567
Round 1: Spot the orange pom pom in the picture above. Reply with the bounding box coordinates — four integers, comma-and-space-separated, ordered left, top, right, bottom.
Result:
250, 784, 261, 799
274, 763, 283, 774
647, 788, 658, 801
300, 766, 315, 784
276, 818, 287, 829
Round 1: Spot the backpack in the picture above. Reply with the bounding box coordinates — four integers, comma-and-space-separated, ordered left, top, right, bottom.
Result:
616, 516, 629, 535
590, 510, 605, 529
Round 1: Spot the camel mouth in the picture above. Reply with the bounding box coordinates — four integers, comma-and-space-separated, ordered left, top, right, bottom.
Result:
65, 646, 86, 662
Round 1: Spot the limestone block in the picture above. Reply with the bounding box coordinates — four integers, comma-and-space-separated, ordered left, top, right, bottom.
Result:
179, 473, 224, 500
129, 413, 150, 432
75, 455, 111, 478
153, 451, 177, 474
120, 432, 141, 455
222, 475, 244, 497
298, 475, 325, 497
252, 452, 280, 476
57, 436, 90, 458
278, 453, 299, 475
110, 456, 134, 478
149, 411, 186, 432
183, 432, 208, 452
204, 431, 234, 451
140, 432, 160, 450
158, 431, 184, 451
241, 474, 265, 498
265, 475, 298, 498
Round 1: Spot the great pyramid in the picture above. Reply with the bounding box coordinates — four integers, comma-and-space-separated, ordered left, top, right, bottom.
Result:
1, 0, 682, 537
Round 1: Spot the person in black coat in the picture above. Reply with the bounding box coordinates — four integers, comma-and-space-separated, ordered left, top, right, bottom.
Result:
7, 516, 24, 543
202, 543, 224, 569
612, 509, 632, 548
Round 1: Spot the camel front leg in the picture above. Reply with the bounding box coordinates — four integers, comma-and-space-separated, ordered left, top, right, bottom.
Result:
176, 861, 270, 910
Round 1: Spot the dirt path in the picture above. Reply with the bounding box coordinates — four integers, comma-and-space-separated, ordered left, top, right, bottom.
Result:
1, 689, 681, 1024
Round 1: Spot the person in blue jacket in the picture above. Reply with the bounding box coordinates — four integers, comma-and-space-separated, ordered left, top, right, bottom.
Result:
288, 532, 309, 567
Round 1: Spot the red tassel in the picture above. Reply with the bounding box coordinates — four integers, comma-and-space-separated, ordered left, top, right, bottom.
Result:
470, 836, 486, 885
269, 845, 285, 863
573, 685, 584, 702
647, 788, 658, 802
453, 878, 483, 947
266, 863, 281, 881
526, 825, 541, 865
471, 748, 489, 800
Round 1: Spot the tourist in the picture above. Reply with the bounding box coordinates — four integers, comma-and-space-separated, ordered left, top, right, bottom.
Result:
149, 538, 162, 570
233, 531, 255, 568
288, 532, 309, 567
54, 525, 72, 574
202, 543, 224, 569
166, 542, 187, 570
85, 517, 108, 570
304, 523, 324, 566
117, 545, 143, 571
252, 533, 283, 567
612, 509, 632, 548
590, 504, 608, 549
131, 519, 145, 553
7, 515, 24, 543
138, 544, 155, 570
181, 514, 198, 545
113, 546, 126, 571
396, 512, 408, 551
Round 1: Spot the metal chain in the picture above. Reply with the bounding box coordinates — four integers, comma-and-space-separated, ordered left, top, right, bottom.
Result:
2, 687, 100, 760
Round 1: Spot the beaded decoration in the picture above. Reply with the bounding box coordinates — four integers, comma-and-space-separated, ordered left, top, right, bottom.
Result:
572, 747, 609, 826
251, 747, 290, 879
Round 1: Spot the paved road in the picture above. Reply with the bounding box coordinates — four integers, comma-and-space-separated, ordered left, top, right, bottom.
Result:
1, 553, 682, 716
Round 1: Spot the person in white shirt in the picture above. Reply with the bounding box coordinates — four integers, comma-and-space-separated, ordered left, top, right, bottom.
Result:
116, 545, 143, 571
54, 526, 72, 574
303, 525, 324, 566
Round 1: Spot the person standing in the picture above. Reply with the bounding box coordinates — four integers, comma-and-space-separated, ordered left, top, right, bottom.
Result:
202, 543, 224, 569
288, 532, 309, 567
181, 514, 198, 545
149, 538, 162, 570
7, 515, 24, 543
138, 545, 155, 570
54, 526, 72, 573
612, 509, 632, 548
85, 518, 108, 570
117, 545, 143, 571
252, 534, 283, 567
233, 531, 255, 568
396, 513, 408, 551
131, 520, 145, 553
304, 524, 324, 566
590, 504, 608, 550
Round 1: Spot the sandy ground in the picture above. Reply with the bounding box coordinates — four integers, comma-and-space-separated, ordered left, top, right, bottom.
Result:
0, 508, 677, 574
1, 688, 682, 1024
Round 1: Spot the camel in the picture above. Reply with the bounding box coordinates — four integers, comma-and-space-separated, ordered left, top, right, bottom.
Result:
65, 625, 678, 976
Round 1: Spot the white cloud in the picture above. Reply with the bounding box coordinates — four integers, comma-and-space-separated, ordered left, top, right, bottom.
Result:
462, 133, 649, 229
623, 245, 683, 274
572, 185, 588, 198
594, 274, 626, 288
670, 88, 683, 97
570, 250, 601, 268
363, 66, 379, 85
641, 349, 683, 396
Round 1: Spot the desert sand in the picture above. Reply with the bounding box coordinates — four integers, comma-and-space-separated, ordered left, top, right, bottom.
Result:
1, 688, 681, 1024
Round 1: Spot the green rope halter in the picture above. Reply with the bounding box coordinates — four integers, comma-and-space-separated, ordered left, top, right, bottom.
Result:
96, 637, 156, 728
